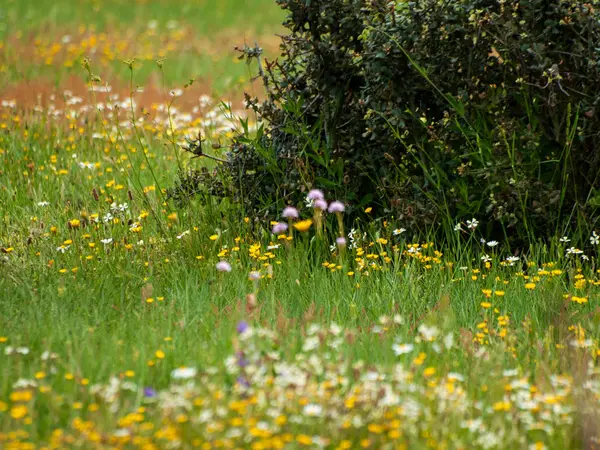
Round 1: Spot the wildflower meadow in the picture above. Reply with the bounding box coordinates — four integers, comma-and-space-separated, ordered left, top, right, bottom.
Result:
2, 1, 600, 449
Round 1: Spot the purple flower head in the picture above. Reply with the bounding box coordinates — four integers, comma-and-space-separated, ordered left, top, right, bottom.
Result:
313, 199, 328, 211
336, 236, 347, 247
307, 189, 325, 201
282, 206, 299, 219
328, 201, 345, 213
236, 376, 250, 388
144, 387, 157, 398
236, 320, 249, 334
272, 222, 288, 234
216, 261, 232, 272
236, 352, 249, 368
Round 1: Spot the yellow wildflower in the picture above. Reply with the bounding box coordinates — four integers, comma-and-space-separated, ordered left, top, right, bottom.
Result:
293, 219, 313, 232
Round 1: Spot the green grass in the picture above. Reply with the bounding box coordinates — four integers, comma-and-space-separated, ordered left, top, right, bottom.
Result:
1, 113, 599, 448
1, 1, 600, 449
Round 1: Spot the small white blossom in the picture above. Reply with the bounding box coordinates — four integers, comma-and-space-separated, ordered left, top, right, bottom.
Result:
78, 161, 95, 170
570, 339, 593, 348
171, 367, 197, 380
393, 314, 404, 325
303, 404, 323, 417
418, 324, 439, 341
392, 343, 414, 355
505, 256, 519, 266
41, 351, 58, 361
444, 333, 454, 349
447, 372, 464, 382
466, 218, 479, 230
176, 230, 190, 239
13, 379, 37, 389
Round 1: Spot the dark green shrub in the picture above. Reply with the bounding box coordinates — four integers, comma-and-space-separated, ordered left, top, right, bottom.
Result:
182, 0, 600, 242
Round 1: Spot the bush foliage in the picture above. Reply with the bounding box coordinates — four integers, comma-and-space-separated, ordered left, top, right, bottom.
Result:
182, 0, 600, 242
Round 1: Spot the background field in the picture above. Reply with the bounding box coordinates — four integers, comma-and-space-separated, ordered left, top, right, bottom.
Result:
1, 0, 283, 94
1, 1, 600, 449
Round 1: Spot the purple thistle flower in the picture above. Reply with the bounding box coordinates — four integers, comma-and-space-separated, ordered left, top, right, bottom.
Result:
236, 320, 249, 334
272, 222, 288, 234
144, 387, 157, 398
307, 189, 325, 201
314, 199, 328, 211
328, 201, 345, 213
216, 261, 232, 272
336, 236, 347, 247
236, 376, 250, 388
236, 352, 249, 368
282, 206, 299, 219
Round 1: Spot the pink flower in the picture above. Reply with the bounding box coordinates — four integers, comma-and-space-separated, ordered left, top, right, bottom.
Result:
282, 206, 299, 219
328, 201, 345, 213
272, 222, 288, 234
336, 236, 347, 247
314, 199, 328, 211
216, 261, 232, 272
307, 189, 325, 201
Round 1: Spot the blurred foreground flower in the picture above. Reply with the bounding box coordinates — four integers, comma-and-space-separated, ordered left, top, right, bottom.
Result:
216, 261, 232, 272
171, 367, 197, 380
